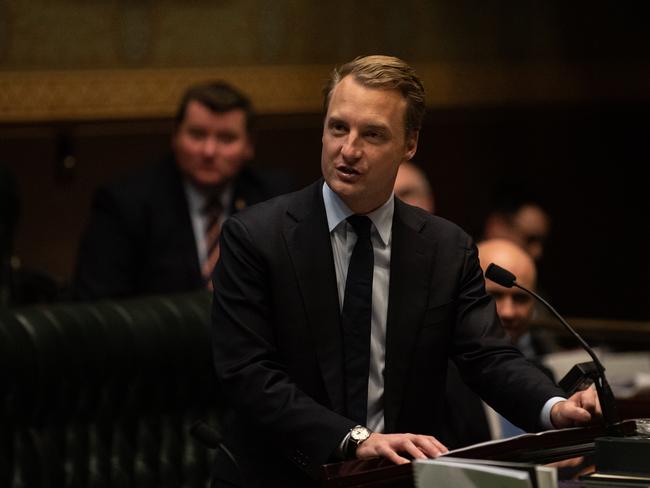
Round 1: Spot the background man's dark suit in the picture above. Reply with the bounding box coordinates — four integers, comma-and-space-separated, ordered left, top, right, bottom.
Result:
211, 180, 564, 487
74, 157, 293, 299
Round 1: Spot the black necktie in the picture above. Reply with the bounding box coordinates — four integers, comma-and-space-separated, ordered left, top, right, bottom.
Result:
342, 215, 373, 425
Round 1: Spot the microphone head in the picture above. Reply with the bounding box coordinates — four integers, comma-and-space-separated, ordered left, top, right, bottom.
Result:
485, 263, 516, 288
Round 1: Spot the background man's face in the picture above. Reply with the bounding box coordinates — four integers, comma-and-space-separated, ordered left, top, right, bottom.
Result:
172, 100, 253, 189
485, 280, 535, 344
321, 76, 417, 214
478, 239, 537, 344
509, 204, 549, 261
393, 162, 434, 213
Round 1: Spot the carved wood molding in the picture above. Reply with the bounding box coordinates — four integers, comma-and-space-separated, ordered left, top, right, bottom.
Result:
1, 63, 647, 122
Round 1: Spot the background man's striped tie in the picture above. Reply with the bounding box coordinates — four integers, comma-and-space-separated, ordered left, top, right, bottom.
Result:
202, 198, 223, 289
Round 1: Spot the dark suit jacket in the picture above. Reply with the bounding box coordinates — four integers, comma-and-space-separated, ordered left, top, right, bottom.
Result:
211, 180, 564, 487
73, 157, 294, 300
443, 338, 559, 449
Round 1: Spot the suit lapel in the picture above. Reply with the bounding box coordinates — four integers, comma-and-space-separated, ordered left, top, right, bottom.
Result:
284, 181, 345, 413
384, 201, 437, 432
163, 159, 204, 286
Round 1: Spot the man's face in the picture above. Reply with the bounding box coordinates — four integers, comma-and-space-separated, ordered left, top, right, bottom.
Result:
321, 76, 418, 214
172, 100, 253, 189
485, 281, 535, 344
510, 204, 549, 261
394, 163, 434, 213
479, 240, 537, 344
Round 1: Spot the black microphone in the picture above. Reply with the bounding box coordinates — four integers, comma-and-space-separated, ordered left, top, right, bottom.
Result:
485, 263, 620, 429
190, 420, 243, 482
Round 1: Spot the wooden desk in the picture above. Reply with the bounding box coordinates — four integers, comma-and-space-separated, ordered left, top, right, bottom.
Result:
320, 419, 642, 488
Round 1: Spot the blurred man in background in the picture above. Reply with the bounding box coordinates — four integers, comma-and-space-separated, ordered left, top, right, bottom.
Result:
393, 161, 435, 213
482, 186, 550, 262
74, 81, 294, 299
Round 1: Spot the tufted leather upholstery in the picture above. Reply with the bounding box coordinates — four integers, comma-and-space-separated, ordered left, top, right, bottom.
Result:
0, 292, 218, 488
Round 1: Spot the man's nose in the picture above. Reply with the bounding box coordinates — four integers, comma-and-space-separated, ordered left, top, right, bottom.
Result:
497, 296, 515, 318
341, 133, 362, 161
202, 138, 219, 158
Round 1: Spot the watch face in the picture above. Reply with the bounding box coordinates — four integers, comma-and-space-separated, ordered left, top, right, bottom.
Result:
351, 426, 370, 442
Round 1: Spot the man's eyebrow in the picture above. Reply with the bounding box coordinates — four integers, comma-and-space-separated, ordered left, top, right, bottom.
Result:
365, 124, 389, 132
327, 116, 346, 125
326, 117, 392, 135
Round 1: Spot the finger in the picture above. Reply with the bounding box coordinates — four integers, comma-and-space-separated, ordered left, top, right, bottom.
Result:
395, 438, 426, 460
388, 434, 427, 459
580, 394, 597, 414
375, 444, 411, 465
564, 405, 592, 425
415, 436, 447, 457
428, 436, 449, 455
552, 401, 588, 428
545, 456, 584, 469
583, 388, 602, 416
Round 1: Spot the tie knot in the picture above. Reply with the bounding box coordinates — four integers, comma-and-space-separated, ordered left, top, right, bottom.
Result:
202, 195, 223, 216
347, 215, 372, 240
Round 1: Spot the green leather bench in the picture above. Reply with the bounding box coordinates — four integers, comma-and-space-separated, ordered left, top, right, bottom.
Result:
0, 291, 218, 488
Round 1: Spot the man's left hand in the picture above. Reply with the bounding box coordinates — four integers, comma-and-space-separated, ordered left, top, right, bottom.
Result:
550, 386, 602, 429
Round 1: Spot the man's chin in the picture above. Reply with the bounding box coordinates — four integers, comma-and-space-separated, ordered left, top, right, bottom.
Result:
189, 174, 227, 190
328, 176, 361, 196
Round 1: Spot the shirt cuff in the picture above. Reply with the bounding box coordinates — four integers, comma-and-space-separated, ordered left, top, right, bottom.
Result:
338, 432, 351, 459
540, 396, 566, 429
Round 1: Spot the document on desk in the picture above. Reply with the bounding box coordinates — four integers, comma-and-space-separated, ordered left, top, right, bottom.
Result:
414, 458, 534, 488
432, 457, 557, 488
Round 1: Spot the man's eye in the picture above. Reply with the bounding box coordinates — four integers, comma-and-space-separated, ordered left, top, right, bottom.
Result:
365, 131, 385, 142
218, 133, 238, 144
188, 129, 206, 140
331, 123, 346, 134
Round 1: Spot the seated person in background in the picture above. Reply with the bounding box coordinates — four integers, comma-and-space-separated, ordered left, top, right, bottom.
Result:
1, 164, 59, 307
477, 238, 557, 363
74, 81, 294, 300
482, 184, 550, 262
393, 161, 435, 213
444, 238, 557, 448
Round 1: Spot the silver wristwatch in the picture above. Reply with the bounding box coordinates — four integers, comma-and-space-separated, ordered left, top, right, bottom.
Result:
346, 425, 372, 458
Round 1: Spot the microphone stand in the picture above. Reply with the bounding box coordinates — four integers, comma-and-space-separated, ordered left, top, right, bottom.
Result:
511, 281, 621, 431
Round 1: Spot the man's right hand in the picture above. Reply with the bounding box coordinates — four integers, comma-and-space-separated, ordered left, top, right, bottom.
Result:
356, 433, 448, 464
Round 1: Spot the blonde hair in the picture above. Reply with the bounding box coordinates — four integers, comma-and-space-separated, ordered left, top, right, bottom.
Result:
323, 55, 426, 135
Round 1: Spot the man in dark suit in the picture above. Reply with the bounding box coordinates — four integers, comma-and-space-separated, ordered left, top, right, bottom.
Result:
74, 81, 293, 299
210, 56, 600, 487
1, 164, 59, 306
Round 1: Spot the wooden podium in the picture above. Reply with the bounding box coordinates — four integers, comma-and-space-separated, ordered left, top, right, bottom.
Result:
320, 419, 644, 487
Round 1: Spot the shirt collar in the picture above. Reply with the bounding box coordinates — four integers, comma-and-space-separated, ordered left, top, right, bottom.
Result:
183, 179, 233, 214
322, 181, 393, 246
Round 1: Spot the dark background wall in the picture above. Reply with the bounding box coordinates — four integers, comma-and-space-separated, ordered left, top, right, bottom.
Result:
2, 102, 648, 320
1, 1, 648, 320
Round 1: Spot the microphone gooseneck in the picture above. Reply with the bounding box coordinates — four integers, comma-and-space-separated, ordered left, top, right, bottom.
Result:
485, 263, 620, 428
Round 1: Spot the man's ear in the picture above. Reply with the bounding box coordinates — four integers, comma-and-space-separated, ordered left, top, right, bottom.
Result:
244, 135, 255, 161
170, 125, 180, 150
405, 130, 419, 161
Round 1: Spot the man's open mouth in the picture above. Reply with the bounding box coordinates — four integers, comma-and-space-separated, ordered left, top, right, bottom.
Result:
338, 166, 359, 175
